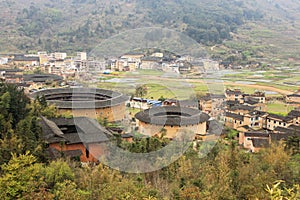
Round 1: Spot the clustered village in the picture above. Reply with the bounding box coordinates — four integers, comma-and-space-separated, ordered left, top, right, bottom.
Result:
0, 51, 299, 162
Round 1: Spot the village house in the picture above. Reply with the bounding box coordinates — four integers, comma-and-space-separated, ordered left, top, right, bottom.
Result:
140, 57, 162, 70
265, 113, 294, 131
225, 107, 267, 130
286, 88, 300, 106
51, 52, 67, 60
287, 109, 300, 125
245, 91, 266, 103
225, 89, 244, 102
272, 124, 300, 141
12, 54, 40, 67
243, 96, 266, 111
41, 116, 112, 162
224, 112, 244, 129
199, 94, 226, 118
251, 138, 270, 152
239, 131, 270, 153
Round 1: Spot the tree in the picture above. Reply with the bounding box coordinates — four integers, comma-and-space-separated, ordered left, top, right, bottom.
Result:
0, 152, 45, 199
266, 181, 300, 200
135, 84, 148, 98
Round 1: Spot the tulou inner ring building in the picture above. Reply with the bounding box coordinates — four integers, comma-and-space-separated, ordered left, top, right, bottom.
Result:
32, 88, 128, 122
135, 106, 210, 139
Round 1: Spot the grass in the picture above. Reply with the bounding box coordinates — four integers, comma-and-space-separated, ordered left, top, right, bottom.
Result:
127, 108, 141, 117
266, 101, 294, 116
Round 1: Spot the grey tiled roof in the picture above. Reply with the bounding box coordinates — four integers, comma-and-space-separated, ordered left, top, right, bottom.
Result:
41, 116, 112, 145
32, 88, 128, 109
287, 110, 300, 118
267, 113, 294, 122
252, 138, 269, 148
14, 55, 39, 62
135, 106, 209, 126
225, 112, 244, 121
228, 104, 255, 111
24, 74, 63, 83
244, 131, 269, 138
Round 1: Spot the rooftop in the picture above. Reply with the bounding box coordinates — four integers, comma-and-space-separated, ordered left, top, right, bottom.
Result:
252, 138, 269, 148
32, 88, 129, 109
24, 74, 63, 83
228, 104, 255, 112
244, 131, 269, 138
225, 112, 244, 121
135, 106, 209, 126
40, 116, 112, 145
267, 113, 294, 122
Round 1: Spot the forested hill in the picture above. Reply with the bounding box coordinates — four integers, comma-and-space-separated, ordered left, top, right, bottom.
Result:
0, 0, 299, 62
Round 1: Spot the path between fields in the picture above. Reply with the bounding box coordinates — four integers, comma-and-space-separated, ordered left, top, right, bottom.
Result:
124, 74, 294, 95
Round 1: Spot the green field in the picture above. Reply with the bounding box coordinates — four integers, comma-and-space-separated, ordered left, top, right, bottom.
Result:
266, 101, 294, 116
91, 69, 298, 100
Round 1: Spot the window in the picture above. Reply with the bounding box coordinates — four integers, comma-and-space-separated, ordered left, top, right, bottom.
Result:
240, 121, 242, 124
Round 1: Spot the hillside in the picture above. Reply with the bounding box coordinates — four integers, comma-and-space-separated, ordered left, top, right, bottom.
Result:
0, 0, 299, 64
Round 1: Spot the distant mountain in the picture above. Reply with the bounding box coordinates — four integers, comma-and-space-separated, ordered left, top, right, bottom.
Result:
0, 0, 299, 64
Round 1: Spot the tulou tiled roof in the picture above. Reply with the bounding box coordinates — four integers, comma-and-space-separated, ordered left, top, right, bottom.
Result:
135, 106, 209, 126
40, 116, 113, 145
32, 88, 129, 109
24, 74, 63, 83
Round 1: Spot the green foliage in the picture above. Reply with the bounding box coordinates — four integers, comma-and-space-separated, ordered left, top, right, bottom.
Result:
0, 0, 265, 53
266, 181, 300, 200
0, 152, 45, 200
0, 82, 30, 130
135, 84, 148, 98
0, 140, 299, 199
0, 83, 47, 165
45, 160, 75, 188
